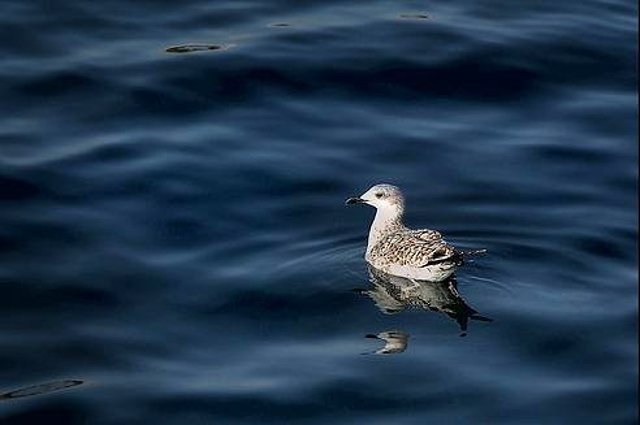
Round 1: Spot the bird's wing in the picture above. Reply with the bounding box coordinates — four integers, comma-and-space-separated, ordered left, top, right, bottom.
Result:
405, 230, 457, 267
414, 229, 443, 242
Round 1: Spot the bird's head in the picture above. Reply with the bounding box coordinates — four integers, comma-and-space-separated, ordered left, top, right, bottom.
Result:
345, 184, 405, 214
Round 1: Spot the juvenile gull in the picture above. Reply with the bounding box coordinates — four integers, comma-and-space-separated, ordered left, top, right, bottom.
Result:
346, 184, 481, 282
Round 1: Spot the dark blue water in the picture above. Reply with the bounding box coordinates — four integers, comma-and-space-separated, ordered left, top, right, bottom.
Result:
0, 0, 637, 423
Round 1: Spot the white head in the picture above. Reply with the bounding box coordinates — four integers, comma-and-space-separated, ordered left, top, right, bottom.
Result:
345, 183, 405, 216
346, 184, 406, 252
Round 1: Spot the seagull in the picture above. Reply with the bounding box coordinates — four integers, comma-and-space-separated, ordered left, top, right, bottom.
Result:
346, 183, 483, 282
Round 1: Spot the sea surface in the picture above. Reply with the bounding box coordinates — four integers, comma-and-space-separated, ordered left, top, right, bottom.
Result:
0, 0, 637, 424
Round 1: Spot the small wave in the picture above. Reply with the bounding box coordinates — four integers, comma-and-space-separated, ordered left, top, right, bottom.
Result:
397, 13, 430, 20
273, 235, 364, 279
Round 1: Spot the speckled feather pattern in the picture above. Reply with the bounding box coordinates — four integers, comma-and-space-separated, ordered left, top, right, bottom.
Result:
366, 225, 458, 269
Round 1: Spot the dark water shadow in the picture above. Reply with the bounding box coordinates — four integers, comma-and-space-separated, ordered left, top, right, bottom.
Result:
398, 13, 430, 20
165, 44, 229, 53
0, 380, 84, 401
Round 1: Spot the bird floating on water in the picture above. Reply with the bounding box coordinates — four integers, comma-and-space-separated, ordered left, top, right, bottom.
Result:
346, 184, 484, 282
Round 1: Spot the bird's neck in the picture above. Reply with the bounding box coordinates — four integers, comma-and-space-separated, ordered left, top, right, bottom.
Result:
366, 206, 404, 254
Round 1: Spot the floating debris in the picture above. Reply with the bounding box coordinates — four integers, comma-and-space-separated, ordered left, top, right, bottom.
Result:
0, 379, 84, 401
165, 44, 227, 54
268, 22, 292, 28
398, 13, 430, 20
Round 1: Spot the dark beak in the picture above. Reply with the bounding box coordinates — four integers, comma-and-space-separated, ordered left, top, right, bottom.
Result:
345, 196, 365, 205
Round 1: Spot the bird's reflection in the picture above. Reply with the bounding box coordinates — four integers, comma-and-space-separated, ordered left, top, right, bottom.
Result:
356, 266, 491, 339
364, 330, 409, 354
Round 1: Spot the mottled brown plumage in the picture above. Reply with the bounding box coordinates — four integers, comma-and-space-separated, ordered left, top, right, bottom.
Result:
368, 228, 458, 268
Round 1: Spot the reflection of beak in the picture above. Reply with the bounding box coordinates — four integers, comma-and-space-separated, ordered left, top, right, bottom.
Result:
345, 196, 365, 205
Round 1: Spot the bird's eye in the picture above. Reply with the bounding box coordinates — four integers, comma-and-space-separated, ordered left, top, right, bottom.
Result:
375, 193, 383, 199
